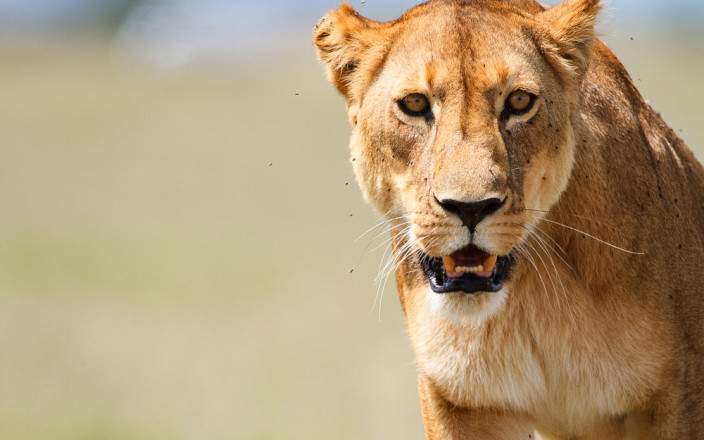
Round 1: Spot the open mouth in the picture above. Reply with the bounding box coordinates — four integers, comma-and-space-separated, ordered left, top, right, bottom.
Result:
420, 244, 513, 294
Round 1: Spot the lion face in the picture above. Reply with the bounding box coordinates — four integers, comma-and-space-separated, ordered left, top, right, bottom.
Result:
315, 0, 599, 318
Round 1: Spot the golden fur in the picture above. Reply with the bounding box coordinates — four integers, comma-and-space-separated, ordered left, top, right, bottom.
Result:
314, 0, 704, 438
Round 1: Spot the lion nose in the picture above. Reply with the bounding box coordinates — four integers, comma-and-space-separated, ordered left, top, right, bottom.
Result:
436, 197, 505, 232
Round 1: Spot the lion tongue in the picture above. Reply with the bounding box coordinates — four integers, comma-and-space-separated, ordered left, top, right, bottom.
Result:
442, 248, 497, 279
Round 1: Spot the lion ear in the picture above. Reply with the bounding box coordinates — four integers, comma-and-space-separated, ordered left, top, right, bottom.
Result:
537, 0, 601, 77
313, 3, 386, 101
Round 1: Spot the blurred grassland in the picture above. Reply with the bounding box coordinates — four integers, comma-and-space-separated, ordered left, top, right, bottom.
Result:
0, 29, 702, 439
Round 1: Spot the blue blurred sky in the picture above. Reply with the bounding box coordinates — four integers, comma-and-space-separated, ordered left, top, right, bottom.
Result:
2, 0, 701, 68
1, 0, 703, 29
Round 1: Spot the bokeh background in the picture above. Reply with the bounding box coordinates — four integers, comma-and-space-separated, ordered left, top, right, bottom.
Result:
0, 1, 702, 439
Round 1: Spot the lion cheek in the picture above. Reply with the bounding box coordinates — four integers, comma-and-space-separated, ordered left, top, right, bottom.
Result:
523, 129, 576, 212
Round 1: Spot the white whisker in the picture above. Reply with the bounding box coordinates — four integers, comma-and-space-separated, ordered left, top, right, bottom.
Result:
534, 217, 645, 255
514, 242, 550, 301
355, 212, 409, 242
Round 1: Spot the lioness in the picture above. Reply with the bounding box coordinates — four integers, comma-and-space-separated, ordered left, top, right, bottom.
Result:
314, 0, 704, 438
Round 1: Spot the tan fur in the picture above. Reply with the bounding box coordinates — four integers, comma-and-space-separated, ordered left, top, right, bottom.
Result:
314, 0, 704, 438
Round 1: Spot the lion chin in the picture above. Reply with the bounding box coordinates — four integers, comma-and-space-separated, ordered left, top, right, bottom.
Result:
316, 0, 704, 438
427, 285, 510, 326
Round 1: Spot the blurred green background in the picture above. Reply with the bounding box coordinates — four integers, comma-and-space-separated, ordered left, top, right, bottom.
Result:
0, 1, 702, 439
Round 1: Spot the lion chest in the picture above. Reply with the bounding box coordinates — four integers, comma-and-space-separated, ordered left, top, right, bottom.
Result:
409, 308, 656, 429
412, 317, 547, 411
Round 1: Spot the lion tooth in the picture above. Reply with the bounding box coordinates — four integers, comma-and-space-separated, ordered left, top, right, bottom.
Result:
483, 255, 498, 273
443, 256, 457, 273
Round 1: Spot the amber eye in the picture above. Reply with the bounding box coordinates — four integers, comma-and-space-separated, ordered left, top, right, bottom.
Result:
399, 93, 431, 117
506, 90, 535, 116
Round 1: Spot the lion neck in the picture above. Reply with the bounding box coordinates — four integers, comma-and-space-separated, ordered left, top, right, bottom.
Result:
545, 40, 693, 294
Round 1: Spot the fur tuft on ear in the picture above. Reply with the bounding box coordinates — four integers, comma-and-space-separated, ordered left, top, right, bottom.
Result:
537, 0, 601, 78
313, 3, 387, 101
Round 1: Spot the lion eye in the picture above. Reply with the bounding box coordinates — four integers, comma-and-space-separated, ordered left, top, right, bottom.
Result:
399, 93, 431, 117
506, 90, 535, 115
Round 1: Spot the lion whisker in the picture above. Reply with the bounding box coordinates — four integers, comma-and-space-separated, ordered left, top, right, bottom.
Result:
355, 212, 410, 242
529, 216, 645, 255
522, 235, 561, 305
525, 228, 576, 322
525, 208, 620, 230
376, 228, 420, 320
513, 242, 550, 303
369, 223, 412, 253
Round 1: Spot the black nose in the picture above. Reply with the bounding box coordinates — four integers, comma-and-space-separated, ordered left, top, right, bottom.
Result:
437, 197, 505, 231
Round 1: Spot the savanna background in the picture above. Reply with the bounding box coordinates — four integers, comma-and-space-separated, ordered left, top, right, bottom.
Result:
1, 0, 702, 439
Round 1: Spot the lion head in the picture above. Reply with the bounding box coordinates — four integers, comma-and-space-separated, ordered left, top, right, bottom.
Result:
314, 0, 601, 320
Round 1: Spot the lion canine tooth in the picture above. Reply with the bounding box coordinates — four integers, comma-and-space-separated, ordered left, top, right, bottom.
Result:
443, 256, 457, 273
483, 255, 498, 272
